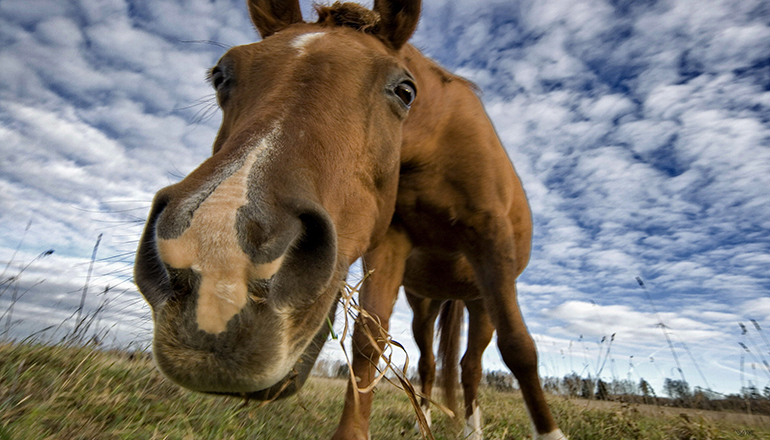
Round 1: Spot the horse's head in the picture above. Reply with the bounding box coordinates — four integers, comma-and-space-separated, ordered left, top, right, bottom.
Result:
134, 0, 420, 399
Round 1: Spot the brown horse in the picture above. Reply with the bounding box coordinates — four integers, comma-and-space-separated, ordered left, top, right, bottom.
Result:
133, 0, 566, 439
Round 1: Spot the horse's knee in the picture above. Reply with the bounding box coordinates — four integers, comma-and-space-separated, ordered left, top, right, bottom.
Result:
460, 354, 482, 382
419, 355, 435, 382
352, 319, 388, 360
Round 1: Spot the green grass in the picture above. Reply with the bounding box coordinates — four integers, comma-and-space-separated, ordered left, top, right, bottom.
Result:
1, 342, 767, 439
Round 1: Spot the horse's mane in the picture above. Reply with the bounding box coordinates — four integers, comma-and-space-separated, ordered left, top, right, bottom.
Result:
314, 1, 481, 94
315, 2, 380, 33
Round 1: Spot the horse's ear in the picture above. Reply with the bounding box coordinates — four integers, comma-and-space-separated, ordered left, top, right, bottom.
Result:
247, 0, 304, 39
374, 0, 421, 50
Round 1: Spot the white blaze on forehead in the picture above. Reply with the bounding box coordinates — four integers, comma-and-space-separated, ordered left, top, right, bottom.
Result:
157, 131, 283, 335
291, 32, 325, 55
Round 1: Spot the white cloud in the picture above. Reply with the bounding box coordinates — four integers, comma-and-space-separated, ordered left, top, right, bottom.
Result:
0, 249, 151, 347
0, 0, 768, 396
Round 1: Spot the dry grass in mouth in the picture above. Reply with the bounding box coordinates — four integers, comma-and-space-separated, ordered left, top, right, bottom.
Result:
234, 271, 451, 438
334, 272, 454, 440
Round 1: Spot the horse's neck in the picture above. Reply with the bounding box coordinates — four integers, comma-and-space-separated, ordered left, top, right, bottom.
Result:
397, 45, 529, 236
400, 45, 468, 160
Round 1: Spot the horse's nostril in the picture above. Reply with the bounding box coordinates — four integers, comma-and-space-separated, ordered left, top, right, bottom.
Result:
167, 267, 200, 297
296, 210, 337, 267
237, 212, 296, 265
268, 204, 338, 308
134, 193, 174, 309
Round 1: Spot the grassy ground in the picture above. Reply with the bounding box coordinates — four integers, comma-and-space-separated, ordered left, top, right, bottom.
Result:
1, 342, 768, 440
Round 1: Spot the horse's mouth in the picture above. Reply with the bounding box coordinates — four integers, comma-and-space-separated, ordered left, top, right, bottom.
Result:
196, 297, 338, 401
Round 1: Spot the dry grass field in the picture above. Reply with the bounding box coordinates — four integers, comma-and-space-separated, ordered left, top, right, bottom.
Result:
1, 342, 768, 439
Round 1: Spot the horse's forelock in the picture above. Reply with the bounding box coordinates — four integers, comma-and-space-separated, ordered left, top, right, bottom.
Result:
314, 2, 380, 33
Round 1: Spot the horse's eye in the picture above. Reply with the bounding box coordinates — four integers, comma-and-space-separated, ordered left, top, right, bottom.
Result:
394, 80, 416, 108
210, 67, 226, 91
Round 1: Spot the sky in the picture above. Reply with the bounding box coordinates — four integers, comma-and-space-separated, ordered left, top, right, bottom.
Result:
1, 0, 769, 398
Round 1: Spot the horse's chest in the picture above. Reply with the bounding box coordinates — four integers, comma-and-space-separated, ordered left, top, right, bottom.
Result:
395, 192, 467, 252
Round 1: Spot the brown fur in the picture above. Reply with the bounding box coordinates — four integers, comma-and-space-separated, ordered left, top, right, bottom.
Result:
248, 0, 303, 38
134, 0, 564, 439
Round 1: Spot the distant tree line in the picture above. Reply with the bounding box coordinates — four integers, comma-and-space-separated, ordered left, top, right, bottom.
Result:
312, 360, 770, 416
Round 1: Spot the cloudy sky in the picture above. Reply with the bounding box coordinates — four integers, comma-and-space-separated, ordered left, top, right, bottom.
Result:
1, 0, 769, 397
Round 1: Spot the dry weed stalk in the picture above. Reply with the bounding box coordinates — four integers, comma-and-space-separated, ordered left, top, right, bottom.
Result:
335, 271, 453, 440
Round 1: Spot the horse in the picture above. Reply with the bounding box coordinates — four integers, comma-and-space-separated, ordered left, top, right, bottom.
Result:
406, 297, 494, 440
133, 1, 567, 439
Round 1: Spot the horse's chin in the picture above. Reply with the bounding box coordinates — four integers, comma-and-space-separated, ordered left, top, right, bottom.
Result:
233, 299, 338, 401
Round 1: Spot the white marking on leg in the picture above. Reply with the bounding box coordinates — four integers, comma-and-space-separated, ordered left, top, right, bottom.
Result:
464, 400, 483, 440
414, 402, 431, 435
525, 401, 568, 440
291, 32, 325, 55
535, 429, 568, 440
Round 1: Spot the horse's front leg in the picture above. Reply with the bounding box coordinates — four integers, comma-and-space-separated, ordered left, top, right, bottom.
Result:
465, 223, 567, 440
331, 227, 411, 440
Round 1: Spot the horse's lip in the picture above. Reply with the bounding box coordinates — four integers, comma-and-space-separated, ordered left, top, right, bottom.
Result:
227, 297, 339, 401
244, 370, 300, 400
202, 369, 297, 400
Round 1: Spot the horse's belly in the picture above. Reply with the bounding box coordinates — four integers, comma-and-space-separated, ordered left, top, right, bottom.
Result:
402, 248, 481, 301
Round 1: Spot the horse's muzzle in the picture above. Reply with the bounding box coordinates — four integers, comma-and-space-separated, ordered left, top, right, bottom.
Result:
133, 183, 340, 396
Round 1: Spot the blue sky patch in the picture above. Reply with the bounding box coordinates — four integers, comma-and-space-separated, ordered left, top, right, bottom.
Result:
1, 0, 769, 397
